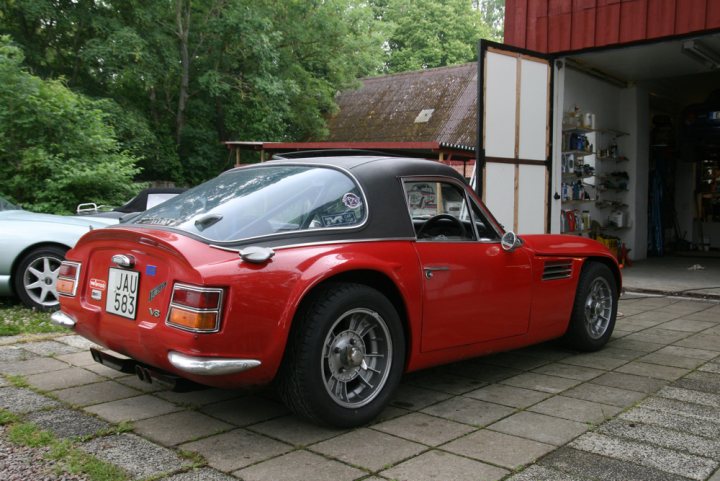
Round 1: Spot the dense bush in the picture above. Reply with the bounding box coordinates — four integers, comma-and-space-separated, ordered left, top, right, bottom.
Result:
0, 36, 141, 214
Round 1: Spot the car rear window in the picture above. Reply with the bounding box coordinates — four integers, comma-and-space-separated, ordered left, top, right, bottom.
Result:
130, 165, 366, 242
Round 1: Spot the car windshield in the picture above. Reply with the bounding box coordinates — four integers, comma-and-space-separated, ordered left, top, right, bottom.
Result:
0, 196, 20, 211
130, 165, 366, 242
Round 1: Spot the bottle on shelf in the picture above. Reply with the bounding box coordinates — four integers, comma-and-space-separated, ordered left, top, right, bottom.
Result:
610, 137, 618, 158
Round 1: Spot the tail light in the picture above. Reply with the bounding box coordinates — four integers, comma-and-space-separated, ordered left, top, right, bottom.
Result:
167, 283, 224, 333
57, 261, 81, 297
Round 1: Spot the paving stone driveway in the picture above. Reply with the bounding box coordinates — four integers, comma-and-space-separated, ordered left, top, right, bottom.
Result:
1, 294, 719, 481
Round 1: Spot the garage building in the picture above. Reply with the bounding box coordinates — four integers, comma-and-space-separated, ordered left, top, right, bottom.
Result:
492, 0, 720, 262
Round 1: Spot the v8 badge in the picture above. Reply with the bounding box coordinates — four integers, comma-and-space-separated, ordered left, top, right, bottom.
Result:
148, 308, 161, 318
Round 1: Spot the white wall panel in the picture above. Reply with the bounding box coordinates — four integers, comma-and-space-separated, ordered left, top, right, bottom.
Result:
518, 59, 549, 161
517, 164, 546, 234
484, 52, 517, 159
484, 163, 516, 231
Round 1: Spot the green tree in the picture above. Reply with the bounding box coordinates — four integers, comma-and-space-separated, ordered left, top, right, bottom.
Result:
381, 0, 492, 73
0, 1, 387, 185
474, 0, 504, 42
0, 36, 141, 214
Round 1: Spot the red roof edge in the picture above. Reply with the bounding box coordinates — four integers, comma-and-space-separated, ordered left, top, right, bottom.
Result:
224, 141, 475, 158
263, 141, 442, 151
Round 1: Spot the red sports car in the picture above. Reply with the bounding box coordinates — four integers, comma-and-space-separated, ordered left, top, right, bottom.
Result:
52, 153, 620, 427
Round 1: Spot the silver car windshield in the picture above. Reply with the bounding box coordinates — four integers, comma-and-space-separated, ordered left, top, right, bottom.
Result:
130, 165, 366, 242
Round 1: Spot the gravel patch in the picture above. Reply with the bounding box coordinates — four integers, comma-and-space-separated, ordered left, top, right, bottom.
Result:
26, 408, 111, 440
160, 468, 238, 481
0, 426, 89, 481
83, 433, 190, 479
21, 341, 80, 357
55, 336, 98, 350
0, 346, 36, 362
0, 387, 60, 414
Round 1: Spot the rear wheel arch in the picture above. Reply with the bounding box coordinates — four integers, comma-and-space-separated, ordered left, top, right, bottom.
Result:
292, 269, 412, 361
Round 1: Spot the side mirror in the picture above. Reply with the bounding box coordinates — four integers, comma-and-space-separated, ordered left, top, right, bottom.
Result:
501, 231, 521, 252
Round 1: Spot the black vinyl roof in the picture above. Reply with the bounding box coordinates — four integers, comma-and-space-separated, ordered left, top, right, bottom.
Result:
263, 154, 465, 182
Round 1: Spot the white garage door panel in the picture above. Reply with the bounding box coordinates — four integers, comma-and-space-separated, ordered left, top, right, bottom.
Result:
484, 52, 517, 159
480, 43, 551, 234
518, 59, 549, 161
484, 163, 516, 231
517, 164, 546, 234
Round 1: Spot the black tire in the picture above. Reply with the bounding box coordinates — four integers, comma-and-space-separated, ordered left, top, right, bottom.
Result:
277, 282, 405, 427
13, 246, 67, 311
563, 262, 618, 351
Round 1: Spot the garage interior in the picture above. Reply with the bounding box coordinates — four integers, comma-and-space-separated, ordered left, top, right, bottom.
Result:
551, 33, 720, 296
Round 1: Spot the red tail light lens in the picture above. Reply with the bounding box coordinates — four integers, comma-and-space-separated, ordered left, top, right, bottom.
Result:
166, 284, 224, 333
57, 261, 81, 297
59, 263, 78, 278
171, 288, 221, 309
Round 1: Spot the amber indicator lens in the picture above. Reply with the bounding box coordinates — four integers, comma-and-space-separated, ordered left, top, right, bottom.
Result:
168, 307, 218, 331
172, 289, 220, 309
56, 278, 76, 295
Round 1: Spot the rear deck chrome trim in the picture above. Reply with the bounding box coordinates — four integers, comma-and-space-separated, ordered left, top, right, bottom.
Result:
209, 237, 417, 253
167, 351, 261, 376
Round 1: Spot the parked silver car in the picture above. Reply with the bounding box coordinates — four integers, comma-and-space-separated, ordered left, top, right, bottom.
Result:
0, 196, 116, 310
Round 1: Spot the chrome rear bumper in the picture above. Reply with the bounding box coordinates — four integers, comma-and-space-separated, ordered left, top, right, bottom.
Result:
167, 351, 261, 376
50, 311, 76, 328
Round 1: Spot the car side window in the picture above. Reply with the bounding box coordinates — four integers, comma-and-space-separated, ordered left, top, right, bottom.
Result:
404, 180, 475, 241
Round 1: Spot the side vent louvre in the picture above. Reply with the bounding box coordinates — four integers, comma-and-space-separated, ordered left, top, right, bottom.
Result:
543, 260, 572, 281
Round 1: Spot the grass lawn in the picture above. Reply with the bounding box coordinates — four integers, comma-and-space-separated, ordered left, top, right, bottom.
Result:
0, 298, 66, 336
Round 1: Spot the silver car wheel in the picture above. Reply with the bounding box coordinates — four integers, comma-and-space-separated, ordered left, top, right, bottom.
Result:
322, 307, 392, 408
584, 277, 613, 339
23, 255, 62, 308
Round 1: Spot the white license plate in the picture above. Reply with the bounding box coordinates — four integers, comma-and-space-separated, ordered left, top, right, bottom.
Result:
710, 111, 720, 120
105, 268, 139, 320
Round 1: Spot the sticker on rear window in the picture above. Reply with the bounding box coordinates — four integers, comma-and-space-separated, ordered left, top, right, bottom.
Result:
342, 193, 362, 209
322, 212, 357, 227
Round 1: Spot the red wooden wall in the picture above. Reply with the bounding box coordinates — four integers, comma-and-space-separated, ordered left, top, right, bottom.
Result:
504, 0, 720, 53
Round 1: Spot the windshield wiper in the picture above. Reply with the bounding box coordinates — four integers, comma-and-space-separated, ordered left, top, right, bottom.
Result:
194, 214, 223, 231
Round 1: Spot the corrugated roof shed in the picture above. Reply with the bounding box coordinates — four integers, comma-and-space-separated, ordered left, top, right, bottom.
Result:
326, 63, 478, 148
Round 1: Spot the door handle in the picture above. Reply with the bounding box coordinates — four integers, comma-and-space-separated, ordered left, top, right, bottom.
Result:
424, 266, 449, 279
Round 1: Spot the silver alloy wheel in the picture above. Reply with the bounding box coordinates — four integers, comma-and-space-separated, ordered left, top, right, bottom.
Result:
322, 307, 392, 408
23, 255, 61, 308
584, 277, 613, 339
